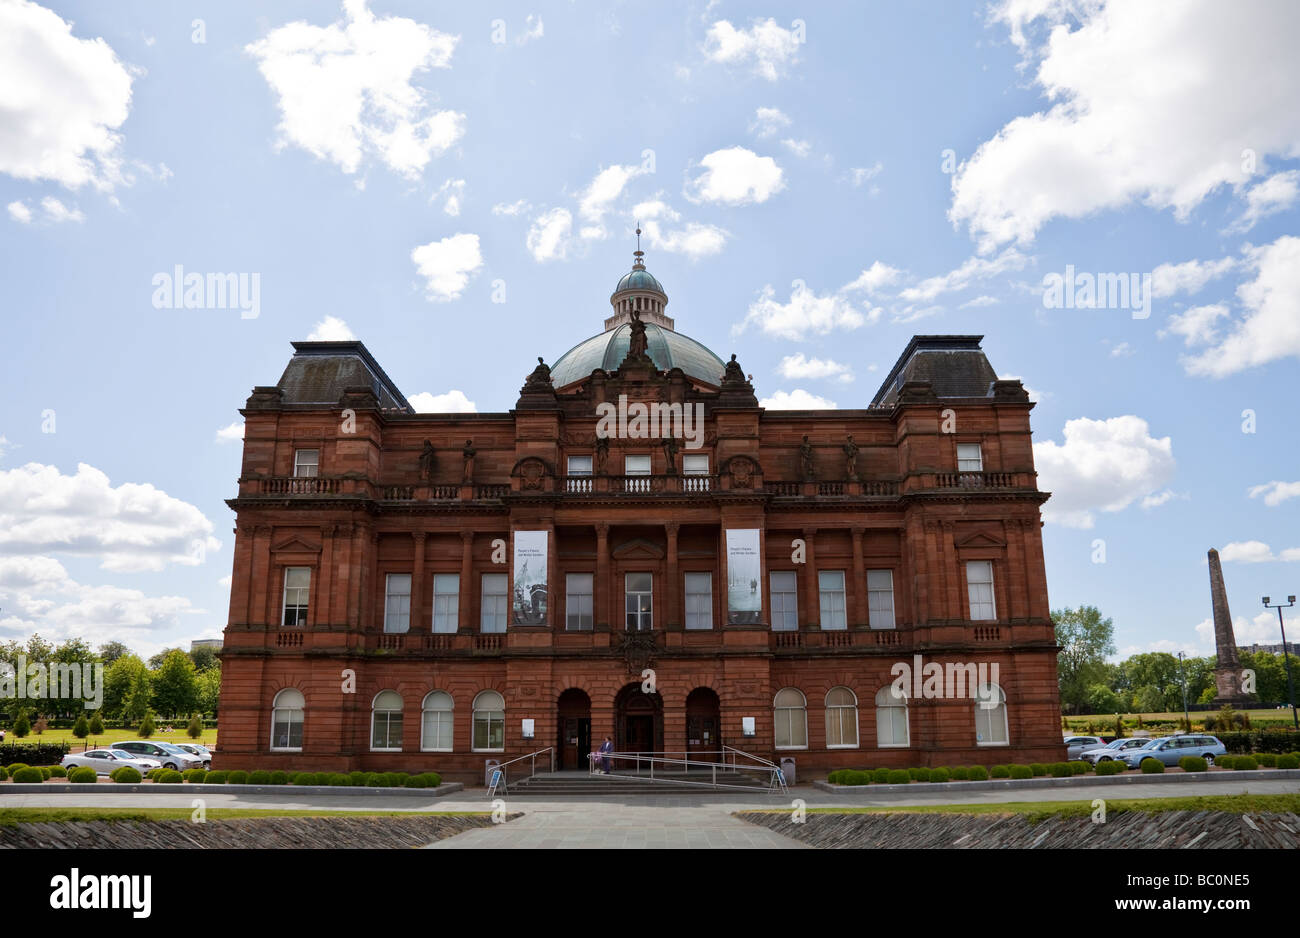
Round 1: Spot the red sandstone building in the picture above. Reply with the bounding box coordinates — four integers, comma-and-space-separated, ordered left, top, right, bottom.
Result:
217, 252, 1065, 781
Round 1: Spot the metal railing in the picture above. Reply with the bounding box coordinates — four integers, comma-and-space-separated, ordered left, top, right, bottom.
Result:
490, 746, 554, 794
590, 747, 787, 794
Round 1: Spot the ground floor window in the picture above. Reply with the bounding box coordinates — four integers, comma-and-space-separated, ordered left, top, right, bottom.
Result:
371, 690, 404, 750
774, 687, 807, 749
473, 690, 505, 751
875, 686, 909, 747
825, 686, 858, 748
421, 691, 453, 751
271, 688, 304, 751
975, 683, 1009, 745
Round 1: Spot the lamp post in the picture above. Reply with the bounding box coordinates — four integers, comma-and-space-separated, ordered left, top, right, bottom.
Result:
1262, 596, 1298, 732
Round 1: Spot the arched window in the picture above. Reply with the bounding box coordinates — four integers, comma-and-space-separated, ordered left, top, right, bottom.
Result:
371, 691, 403, 751
773, 688, 807, 749
271, 688, 304, 751
975, 683, 1009, 746
875, 686, 909, 748
421, 691, 454, 752
825, 686, 858, 748
472, 690, 505, 751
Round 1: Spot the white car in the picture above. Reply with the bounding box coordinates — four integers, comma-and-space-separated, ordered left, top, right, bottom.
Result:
1064, 735, 1104, 760
1080, 737, 1149, 764
61, 749, 162, 776
110, 740, 205, 771
174, 743, 212, 769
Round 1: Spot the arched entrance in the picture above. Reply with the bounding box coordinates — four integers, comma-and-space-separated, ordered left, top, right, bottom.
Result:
614, 682, 663, 755
556, 689, 591, 769
685, 687, 721, 761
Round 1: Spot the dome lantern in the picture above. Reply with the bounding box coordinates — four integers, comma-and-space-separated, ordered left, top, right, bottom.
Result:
605, 225, 673, 331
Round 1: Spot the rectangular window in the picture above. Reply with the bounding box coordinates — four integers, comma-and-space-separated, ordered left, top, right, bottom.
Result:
957, 443, 983, 472
684, 572, 712, 630
481, 573, 508, 632
282, 567, 310, 626
867, 569, 895, 629
818, 570, 846, 630
967, 561, 996, 621
293, 449, 319, 477
624, 454, 651, 474
567, 455, 593, 475
432, 573, 460, 633
566, 573, 594, 631
625, 572, 653, 631
384, 573, 411, 633
770, 571, 798, 631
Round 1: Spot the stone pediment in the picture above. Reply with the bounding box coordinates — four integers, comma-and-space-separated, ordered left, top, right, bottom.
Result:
271, 534, 321, 554
955, 531, 1005, 549
612, 537, 665, 560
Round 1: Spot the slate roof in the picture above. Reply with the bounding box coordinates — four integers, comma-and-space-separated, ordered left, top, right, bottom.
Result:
275, 341, 412, 412
871, 335, 1001, 405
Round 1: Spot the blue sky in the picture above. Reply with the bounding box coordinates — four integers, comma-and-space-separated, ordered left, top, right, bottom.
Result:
1, 0, 1297, 660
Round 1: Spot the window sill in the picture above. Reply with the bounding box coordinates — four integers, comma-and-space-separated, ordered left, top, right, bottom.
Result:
269, 747, 302, 753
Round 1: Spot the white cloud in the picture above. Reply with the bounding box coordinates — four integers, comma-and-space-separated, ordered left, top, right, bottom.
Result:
1108, 341, 1134, 357
526, 207, 572, 261
955, 1, 1300, 250
1248, 480, 1300, 507
215, 421, 245, 443
218, 575, 232, 589
734, 281, 870, 341
959, 295, 998, 309
434, 178, 465, 216
749, 106, 790, 139
411, 232, 483, 301
1191, 610, 1285, 653
1219, 540, 1300, 564
897, 248, 1028, 303
1158, 304, 1228, 347
843, 261, 902, 295
0, 0, 133, 191
0, 435, 11, 462
847, 163, 883, 187
516, 14, 543, 45
1184, 235, 1300, 377
1151, 255, 1238, 299
780, 138, 811, 158
7, 201, 32, 224
246, 0, 464, 179
0, 462, 221, 572
578, 163, 649, 223
1228, 169, 1300, 233
778, 354, 853, 383
1033, 415, 1176, 528
39, 196, 84, 223
703, 18, 802, 81
685, 147, 784, 206
1140, 489, 1183, 510
407, 389, 477, 413
632, 200, 728, 259
759, 389, 837, 410
492, 199, 530, 216
306, 315, 356, 340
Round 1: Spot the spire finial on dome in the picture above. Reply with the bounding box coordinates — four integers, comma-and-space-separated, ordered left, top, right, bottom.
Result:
633, 222, 645, 269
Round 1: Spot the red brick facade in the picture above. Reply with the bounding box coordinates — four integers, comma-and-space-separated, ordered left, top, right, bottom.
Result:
217, 319, 1065, 782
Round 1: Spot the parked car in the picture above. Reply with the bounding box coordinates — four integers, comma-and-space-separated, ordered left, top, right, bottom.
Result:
110, 740, 205, 771
1064, 735, 1104, 760
174, 743, 212, 768
1080, 737, 1150, 763
61, 749, 162, 776
1118, 734, 1226, 769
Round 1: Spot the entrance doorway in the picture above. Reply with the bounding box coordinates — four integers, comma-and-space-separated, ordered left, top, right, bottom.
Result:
556, 688, 591, 769
685, 687, 721, 762
613, 682, 663, 756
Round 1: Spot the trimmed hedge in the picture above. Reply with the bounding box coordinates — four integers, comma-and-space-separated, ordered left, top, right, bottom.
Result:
1216, 730, 1300, 755
1049, 762, 1073, 778
270, 771, 289, 785
872, 768, 890, 783
1139, 757, 1165, 773
1094, 761, 1123, 776
1070, 761, 1089, 775
0, 767, 8, 782
967, 766, 988, 781
349, 771, 367, 786
111, 766, 142, 783
929, 767, 950, 783
227, 770, 248, 785
1008, 764, 1033, 780
69, 766, 98, 784
49, 765, 67, 778
908, 767, 931, 782
327, 773, 351, 786
204, 771, 228, 784
182, 769, 208, 783
248, 770, 271, 785
1277, 753, 1299, 769
155, 769, 183, 784
1216, 755, 1235, 769
886, 769, 910, 784
1256, 753, 1277, 768
0, 743, 71, 767
12, 766, 43, 783
1232, 756, 1258, 771
1178, 756, 1208, 773
952, 766, 973, 780
1029, 763, 1047, 777
6, 762, 30, 775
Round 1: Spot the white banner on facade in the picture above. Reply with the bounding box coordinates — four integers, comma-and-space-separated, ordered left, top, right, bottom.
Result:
512, 530, 548, 626
726, 528, 762, 625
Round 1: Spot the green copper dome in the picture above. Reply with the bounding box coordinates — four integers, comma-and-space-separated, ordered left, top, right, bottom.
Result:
613, 267, 664, 295
550, 322, 726, 387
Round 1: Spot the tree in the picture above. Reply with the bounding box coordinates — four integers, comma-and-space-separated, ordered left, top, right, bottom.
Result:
196, 666, 222, 716
103, 654, 150, 721
1053, 606, 1116, 714
1085, 683, 1123, 715
1239, 651, 1288, 703
72, 713, 89, 738
150, 649, 199, 718
1134, 684, 1165, 714
88, 711, 104, 735
148, 647, 186, 671
138, 710, 156, 738
97, 641, 132, 666
1120, 653, 1183, 712
13, 709, 30, 738
122, 668, 152, 727
186, 713, 203, 738
189, 645, 219, 672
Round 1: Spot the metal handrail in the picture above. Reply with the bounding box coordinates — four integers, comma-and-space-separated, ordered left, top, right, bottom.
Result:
591, 750, 787, 795
490, 746, 554, 793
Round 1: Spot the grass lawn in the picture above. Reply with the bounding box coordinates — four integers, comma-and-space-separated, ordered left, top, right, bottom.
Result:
740, 792, 1300, 822
4, 727, 218, 749
0, 807, 487, 826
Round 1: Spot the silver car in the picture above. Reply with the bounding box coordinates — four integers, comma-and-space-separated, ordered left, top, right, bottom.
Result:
110, 740, 205, 771
61, 749, 162, 776
1080, 737, 1150, 764
1064, 735, 1104, 759
1119, 734, 1226, 769
174, 743, 212, 768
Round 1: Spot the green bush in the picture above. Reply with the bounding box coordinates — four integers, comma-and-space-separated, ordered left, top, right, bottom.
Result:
72, 714, 89, 739
1008, 764, 1033, 779
1276, 754, 1299, 770
270, 770, 289, 785
69, 766, 98, 784
88, 712, 104, 735
6, 762, 30, 775
364, 772, 385, 787
1029, 763, 1047, 777
186, 713, 203, 739
291, 771, 315, 785
1215, 755, 1234, 769
0, 767, 8, 781
1049, 762, 1073, 778
384, 772, 408, 786
183, 769, 208, 783
1094, 761, 1122, 776
327, 773, 351, 786
48, 765, 67, 778
145, 767, 163, 780
248, 770, 271, 785
1139, 757, 1165, 774
1256, 753, 1277, 768
405, 772, 441, 788
929, 767, 950, 783
138, 711, 156, 738
12, 766, 44, 783
967, 766, 988, 781
156, 769, 183, 783
827, 769, 843, 784
1233, 756, 1258, 771
886, 769, 910, 784
349, 771, 367, 786
952, 766, 972, 780
1178, 756, 1208, 773
404, 773, 430, 788
1070, 761, 1089, 774
908, 767, 931, 782
111, 766, 142, 783
204, 770, 228, 784
871, 767, 890, 783
227, 770, 249, 784
13, 711, 31, 738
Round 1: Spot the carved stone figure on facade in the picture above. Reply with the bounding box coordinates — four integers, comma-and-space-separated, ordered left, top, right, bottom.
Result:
462, 439, 476, 483
843, 434, 859, 481
723, 353, 746, 386
524, 356, 552, 389
418, 440, 436, 483
661, 435, 679, 475
799, 435, 816, 480
627, 309, 649, 360
594, 433, 609, 475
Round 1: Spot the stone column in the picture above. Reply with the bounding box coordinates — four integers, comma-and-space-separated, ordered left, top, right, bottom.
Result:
459, 531, 474, 632
595, 523, 610, 629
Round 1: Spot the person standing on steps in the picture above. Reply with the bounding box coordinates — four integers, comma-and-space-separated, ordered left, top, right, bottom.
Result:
599, 736, 613, 774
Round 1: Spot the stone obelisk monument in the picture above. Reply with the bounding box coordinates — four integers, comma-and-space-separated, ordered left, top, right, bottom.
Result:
1208, 548, 1249, 703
